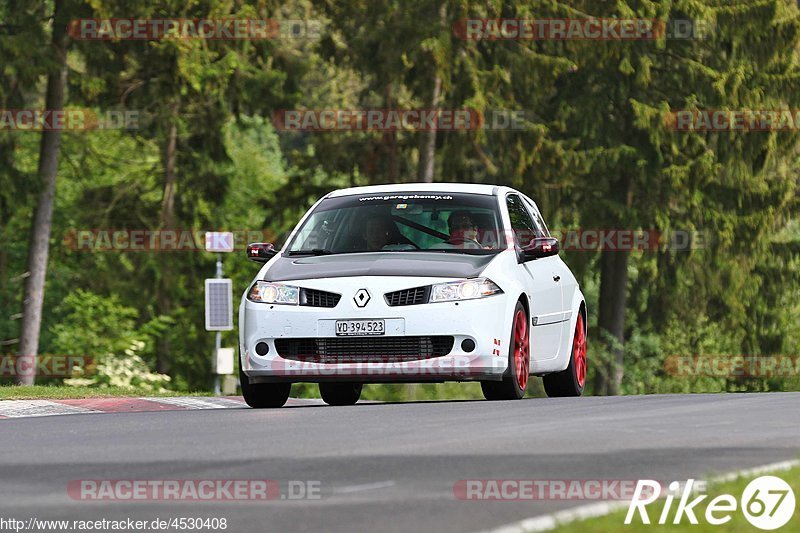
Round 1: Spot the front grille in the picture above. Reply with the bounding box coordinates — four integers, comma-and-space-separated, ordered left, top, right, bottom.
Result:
275, 336, 454, 363
300, 288, 341, 308
385, 286, 429, 306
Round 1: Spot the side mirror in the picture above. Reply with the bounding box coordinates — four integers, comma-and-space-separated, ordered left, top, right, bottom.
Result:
247, 242, 278, 263
522, 237, 559, 260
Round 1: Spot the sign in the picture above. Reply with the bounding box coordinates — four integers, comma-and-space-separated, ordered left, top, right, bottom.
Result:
215, 347, 235, 375
205, 231, 235, 252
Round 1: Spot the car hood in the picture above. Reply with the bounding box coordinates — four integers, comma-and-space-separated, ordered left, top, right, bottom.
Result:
264, 252, 499, 282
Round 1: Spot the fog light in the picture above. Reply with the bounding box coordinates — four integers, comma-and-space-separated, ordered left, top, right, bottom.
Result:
461, 339, 476, 353
255, 342, 270, 356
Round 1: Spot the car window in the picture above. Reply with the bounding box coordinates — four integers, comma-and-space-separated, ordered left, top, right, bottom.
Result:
522, 196, 550, 238
506, 194, 543, 246
290, 210, 340, 251
286, 192, 505, 254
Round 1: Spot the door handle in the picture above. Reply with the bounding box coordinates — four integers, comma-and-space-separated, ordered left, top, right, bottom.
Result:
553, 275, 561, 282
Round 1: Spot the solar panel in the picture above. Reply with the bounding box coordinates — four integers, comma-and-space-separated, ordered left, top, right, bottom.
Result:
205, 278, 233, 331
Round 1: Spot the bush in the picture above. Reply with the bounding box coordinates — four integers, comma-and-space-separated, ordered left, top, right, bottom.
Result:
51, 289, 171, 391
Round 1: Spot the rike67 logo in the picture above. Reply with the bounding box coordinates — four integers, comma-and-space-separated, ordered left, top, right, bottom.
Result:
626, 476, 796, 530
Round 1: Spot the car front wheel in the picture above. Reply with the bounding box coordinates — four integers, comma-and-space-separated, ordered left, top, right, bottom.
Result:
481, 301, 530, 401
319, 382, 362, 406
240, 367, 291, 408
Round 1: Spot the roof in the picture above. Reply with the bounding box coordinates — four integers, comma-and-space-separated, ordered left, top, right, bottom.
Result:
327, 182, 500, 198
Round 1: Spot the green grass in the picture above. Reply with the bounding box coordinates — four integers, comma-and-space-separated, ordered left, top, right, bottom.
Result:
0, 385, 211, 400
550, 465, 800, 532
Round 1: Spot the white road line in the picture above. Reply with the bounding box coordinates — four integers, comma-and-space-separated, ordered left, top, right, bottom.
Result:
337, 480, 397, 494
142, 397, 247, 409
286, 397, 329, 405
0, 395, 343, 420
712, 458, 800, 483
0, 400, 98, 418
480, 458, 800, 533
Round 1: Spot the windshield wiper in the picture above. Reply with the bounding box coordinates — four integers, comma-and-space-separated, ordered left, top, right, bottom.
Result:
416, 248, 500, 255
286, 248, 336, 256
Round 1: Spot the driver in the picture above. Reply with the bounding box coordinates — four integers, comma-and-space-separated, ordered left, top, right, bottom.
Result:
362, 215, 395, 251
446, 210, 481, 247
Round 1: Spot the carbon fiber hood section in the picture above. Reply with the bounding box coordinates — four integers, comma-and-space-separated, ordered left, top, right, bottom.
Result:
264, 252, 498, 282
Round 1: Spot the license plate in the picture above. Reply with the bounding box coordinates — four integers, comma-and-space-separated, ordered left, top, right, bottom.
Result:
335, 319, 385, 336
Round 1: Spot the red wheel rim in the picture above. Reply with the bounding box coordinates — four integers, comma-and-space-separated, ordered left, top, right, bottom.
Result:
573, 314, 587, 387
513, 310, 530, 390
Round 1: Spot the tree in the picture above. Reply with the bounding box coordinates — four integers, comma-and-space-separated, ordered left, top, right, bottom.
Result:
70, 0, 312, 378
17, 0, 70, 385
551, 0, 800, 393
0, 0, 51, 352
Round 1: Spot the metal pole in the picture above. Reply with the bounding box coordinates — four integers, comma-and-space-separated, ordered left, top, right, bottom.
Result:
213, 253, 223, 396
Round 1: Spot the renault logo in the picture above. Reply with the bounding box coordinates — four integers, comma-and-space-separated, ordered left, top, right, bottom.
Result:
353, 289, 371, 307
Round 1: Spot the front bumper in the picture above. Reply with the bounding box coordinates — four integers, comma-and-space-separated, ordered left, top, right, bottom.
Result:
239, 276, 513, 383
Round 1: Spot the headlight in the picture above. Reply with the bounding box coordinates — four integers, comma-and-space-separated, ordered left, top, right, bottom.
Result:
248, 281, 300, 305
429, 278, 503, 303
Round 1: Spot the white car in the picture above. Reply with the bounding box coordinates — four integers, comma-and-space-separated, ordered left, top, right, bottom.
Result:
239, 183, 587, 407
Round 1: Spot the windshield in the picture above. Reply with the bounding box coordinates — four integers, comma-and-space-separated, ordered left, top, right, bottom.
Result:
286, 192, 506, 255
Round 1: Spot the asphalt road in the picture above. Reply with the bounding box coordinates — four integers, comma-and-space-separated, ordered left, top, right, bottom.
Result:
1, 393, 799, 533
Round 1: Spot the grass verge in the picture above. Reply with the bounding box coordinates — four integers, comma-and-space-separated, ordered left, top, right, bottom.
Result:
0, 385, 210, 400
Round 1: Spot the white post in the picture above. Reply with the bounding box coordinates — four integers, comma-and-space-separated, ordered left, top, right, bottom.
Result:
214, 253, 223, 396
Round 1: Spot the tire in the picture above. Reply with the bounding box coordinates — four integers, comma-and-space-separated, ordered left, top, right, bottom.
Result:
481, 301, 530, 400
239, 366, 291, 408
543, 311, 587, 397
319, 382, 362, 406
